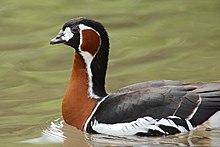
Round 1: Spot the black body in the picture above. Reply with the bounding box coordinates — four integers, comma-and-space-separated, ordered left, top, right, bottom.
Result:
86, 80, 220, 135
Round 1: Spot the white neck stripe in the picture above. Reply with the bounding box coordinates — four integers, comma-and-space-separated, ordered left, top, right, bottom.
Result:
78, 24, 101, 99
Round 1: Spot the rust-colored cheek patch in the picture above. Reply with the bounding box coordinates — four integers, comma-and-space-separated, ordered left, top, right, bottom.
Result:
80, 29, 101, 56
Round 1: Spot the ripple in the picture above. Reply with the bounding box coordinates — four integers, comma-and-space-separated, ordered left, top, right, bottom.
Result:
85, 130, 214, 147
20, 117, 65, 144
19, 116, 220, 146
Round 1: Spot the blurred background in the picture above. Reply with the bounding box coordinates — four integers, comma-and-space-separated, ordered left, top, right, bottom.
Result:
0, 0, 220, 147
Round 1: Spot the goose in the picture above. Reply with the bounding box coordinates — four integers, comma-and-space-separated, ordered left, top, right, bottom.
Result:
50, 17, 220, 136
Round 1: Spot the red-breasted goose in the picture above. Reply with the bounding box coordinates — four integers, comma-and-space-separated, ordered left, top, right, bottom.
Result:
50, 17, 220, 136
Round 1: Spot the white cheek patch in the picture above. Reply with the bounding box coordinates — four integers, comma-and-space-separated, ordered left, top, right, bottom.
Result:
62, 27, 74, 42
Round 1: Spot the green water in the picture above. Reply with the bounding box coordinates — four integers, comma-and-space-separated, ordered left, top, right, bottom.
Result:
1, 0, 220, 146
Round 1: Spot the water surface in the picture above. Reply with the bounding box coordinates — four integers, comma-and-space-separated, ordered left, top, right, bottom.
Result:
1, 0, 220, 146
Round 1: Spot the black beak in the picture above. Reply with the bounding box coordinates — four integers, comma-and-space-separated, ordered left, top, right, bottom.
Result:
50, 30, 65, 45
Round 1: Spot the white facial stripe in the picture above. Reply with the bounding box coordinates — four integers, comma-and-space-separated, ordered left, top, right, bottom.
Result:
79, 24, 93, 31
78, 24, 100, 99
62, 27, 74, 42
78, 24, 101, 52
79, 24, 100, 38
78, 24, 92, 53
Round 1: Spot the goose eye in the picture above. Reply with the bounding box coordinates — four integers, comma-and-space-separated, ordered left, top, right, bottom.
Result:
71, 26, 79, 33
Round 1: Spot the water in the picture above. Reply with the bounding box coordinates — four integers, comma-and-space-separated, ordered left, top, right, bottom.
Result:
16, 118, 220, 146
1, 0, 220, 146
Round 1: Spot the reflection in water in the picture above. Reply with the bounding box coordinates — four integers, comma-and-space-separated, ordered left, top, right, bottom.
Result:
20, 118, 65, 144
86, 130, 212, 147
20, 117, 220, 147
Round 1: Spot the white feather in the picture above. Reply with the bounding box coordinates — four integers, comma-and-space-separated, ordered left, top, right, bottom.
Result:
79, 24, 93, 30
187, 95, 202, 120
91, 115, 194, 136
78, 24, 101, 99
83, 96, 108, 131
156, 117, 188, 133
91, 116, 165, 136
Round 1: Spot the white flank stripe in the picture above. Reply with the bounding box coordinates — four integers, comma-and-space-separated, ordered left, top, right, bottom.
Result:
187, 95, 202, 120
167, 116, 181, 119
176, 126, 188, 133
83, 96, 108, 131
91, 117, 165, 136
156, 117, 188, 133
88, 113, 195, 136
186, 119, 194, 130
